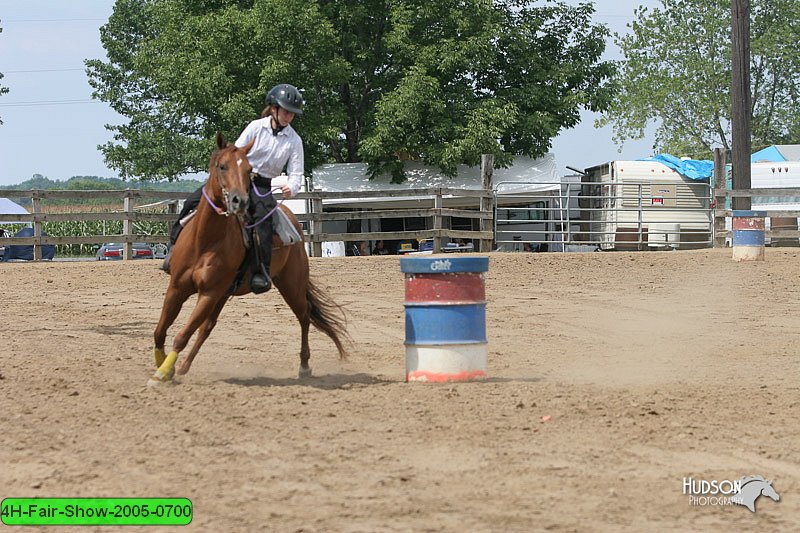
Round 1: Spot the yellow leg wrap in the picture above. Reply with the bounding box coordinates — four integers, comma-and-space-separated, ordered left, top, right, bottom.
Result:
150, 350, 178, 383
154, 348, 166, 367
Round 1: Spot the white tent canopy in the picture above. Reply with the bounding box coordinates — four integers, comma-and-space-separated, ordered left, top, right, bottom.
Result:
312, 154, 560, 194
0, 198, 29, 225
311, 155, 561, 209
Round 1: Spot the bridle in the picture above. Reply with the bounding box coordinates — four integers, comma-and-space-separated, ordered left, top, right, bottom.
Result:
201, 148, 247, 217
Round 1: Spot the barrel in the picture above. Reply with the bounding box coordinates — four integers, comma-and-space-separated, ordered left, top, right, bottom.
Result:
732, 210, 767, 261
400, 256, 489, 382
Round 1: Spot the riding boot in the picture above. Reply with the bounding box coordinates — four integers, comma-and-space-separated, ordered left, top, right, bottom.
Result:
248, 177, 276, 294
161, 188, 202, 274
250, 222, 273, 294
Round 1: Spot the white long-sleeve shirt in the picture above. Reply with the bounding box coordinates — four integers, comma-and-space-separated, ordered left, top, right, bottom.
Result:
235, 117, 304, 195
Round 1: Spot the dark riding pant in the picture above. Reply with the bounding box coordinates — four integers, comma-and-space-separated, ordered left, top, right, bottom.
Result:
249, 177, 276, 277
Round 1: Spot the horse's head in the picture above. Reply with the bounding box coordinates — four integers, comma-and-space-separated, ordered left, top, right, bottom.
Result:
208, 132, 255, 217
762, 480, 780, 502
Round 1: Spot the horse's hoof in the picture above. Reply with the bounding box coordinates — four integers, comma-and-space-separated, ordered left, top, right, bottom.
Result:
298, 366, 312, 379
147, 366, 175, 387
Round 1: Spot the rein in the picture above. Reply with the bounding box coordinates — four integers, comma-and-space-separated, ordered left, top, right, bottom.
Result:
200, 165, 285, 228
244, 183, 285, 229
201, 185, 229, 216
201, 162, 234, 216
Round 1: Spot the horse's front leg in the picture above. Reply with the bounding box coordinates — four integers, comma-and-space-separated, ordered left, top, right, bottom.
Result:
153, 284, 192, 369
176, 295, 228, 375
148, 291, 224, 386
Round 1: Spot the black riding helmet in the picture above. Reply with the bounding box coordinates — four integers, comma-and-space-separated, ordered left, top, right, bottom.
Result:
266, 84, 304, 115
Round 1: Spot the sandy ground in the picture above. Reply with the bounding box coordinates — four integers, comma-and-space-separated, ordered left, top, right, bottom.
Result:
1, 249, 799, 532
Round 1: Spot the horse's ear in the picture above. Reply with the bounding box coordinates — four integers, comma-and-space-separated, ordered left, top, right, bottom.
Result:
242, 137, 256, 154
216, 132, 227, 150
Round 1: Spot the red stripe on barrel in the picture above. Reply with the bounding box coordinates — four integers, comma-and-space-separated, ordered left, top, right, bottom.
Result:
732, 216, 765, 230
405, 273, 486, 303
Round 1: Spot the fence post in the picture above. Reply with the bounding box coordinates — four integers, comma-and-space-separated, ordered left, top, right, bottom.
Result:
32, 190, 42, 261
713, 148, 727, 247
433, 189, 443, 253
311, 195, 323, 257
123, 190, 133, 260
480, 154, 494, 252
637, 184, 643, 250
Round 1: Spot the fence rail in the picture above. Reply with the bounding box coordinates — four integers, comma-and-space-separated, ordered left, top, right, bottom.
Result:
300, 187, 493, 255
713, 189, 800, 246
1, 187, 494, 260
4, 184, 797, 260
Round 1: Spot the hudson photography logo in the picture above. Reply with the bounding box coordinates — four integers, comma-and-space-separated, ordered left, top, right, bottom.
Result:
683, 475, 781, 513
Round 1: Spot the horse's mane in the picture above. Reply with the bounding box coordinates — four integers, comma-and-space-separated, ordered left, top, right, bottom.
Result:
739, 475, 768, 486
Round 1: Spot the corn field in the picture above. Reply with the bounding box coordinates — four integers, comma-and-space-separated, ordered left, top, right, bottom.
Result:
4, 202, 173, 258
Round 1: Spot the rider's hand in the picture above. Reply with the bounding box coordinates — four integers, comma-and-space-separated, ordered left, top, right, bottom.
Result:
281, 185, 293, 199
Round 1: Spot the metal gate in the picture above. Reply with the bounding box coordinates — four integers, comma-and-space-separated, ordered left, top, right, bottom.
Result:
494, 180, 713, 252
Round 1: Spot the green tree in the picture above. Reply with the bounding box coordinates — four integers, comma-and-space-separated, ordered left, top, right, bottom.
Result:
0, 21, 10, 124
88, 0, 615, 182
597, 0, 800, 159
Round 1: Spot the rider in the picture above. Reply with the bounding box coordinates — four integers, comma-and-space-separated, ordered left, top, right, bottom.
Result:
165, 83, 305, 294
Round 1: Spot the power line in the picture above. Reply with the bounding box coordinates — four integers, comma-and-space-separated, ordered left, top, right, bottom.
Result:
0, 99, 100, 108
2, 18, 106, 23
4, 68, 85, 74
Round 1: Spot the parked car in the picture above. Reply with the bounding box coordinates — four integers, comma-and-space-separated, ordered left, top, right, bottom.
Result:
0, 227, 7, 260
96, 242, 154, 260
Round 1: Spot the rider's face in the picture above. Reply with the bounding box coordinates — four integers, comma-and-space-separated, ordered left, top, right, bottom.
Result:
273, 106, 296, 127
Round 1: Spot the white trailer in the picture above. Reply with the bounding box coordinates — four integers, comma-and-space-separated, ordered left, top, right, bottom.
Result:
583, 161, 713, 250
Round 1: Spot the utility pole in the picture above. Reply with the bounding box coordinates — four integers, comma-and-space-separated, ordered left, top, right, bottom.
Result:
731, 0, 751, 210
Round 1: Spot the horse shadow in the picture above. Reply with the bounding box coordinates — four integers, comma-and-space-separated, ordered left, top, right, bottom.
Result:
223, 372, 394, 390
222, 374, 544, 389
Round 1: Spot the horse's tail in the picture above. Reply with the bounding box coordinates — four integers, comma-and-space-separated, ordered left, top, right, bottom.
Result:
307, 278, 351, 359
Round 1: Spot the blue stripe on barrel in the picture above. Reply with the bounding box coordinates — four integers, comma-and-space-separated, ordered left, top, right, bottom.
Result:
732, 210, 768, 218
732, 210, 767, 247
400, 256, 490, 274
404, 303, 487, 345
732, 229, 765, 246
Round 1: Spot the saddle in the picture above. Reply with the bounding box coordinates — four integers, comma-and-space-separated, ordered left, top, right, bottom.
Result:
230, 206, 302, 294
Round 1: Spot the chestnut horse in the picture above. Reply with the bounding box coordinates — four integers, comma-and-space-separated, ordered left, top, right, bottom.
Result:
148, 133, 349, 386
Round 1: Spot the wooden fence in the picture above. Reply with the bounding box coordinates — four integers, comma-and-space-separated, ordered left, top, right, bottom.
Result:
713, 188, 800, 247
0, 187, 494, 260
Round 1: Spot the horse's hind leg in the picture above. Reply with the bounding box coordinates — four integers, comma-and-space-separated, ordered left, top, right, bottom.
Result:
274, 277, 312, 378
176, 296, 227, 375
298, 318, 311, 378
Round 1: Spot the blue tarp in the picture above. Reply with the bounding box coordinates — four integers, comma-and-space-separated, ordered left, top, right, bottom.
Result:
640, 154, 713, 181
2, 226, 56, 261
751, 145, 787, 163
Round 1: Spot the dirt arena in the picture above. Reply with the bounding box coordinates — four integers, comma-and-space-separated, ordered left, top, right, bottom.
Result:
1, 249, 798, 531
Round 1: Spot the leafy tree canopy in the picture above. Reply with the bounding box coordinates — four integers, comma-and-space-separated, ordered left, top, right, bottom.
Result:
88, 0, 615, 182
597, 0, 800, 159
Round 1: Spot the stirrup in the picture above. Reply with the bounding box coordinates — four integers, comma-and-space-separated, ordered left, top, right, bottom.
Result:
251, 272, 272, 294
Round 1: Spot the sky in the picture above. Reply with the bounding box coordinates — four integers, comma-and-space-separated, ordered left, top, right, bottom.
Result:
0, 0, 661, 187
